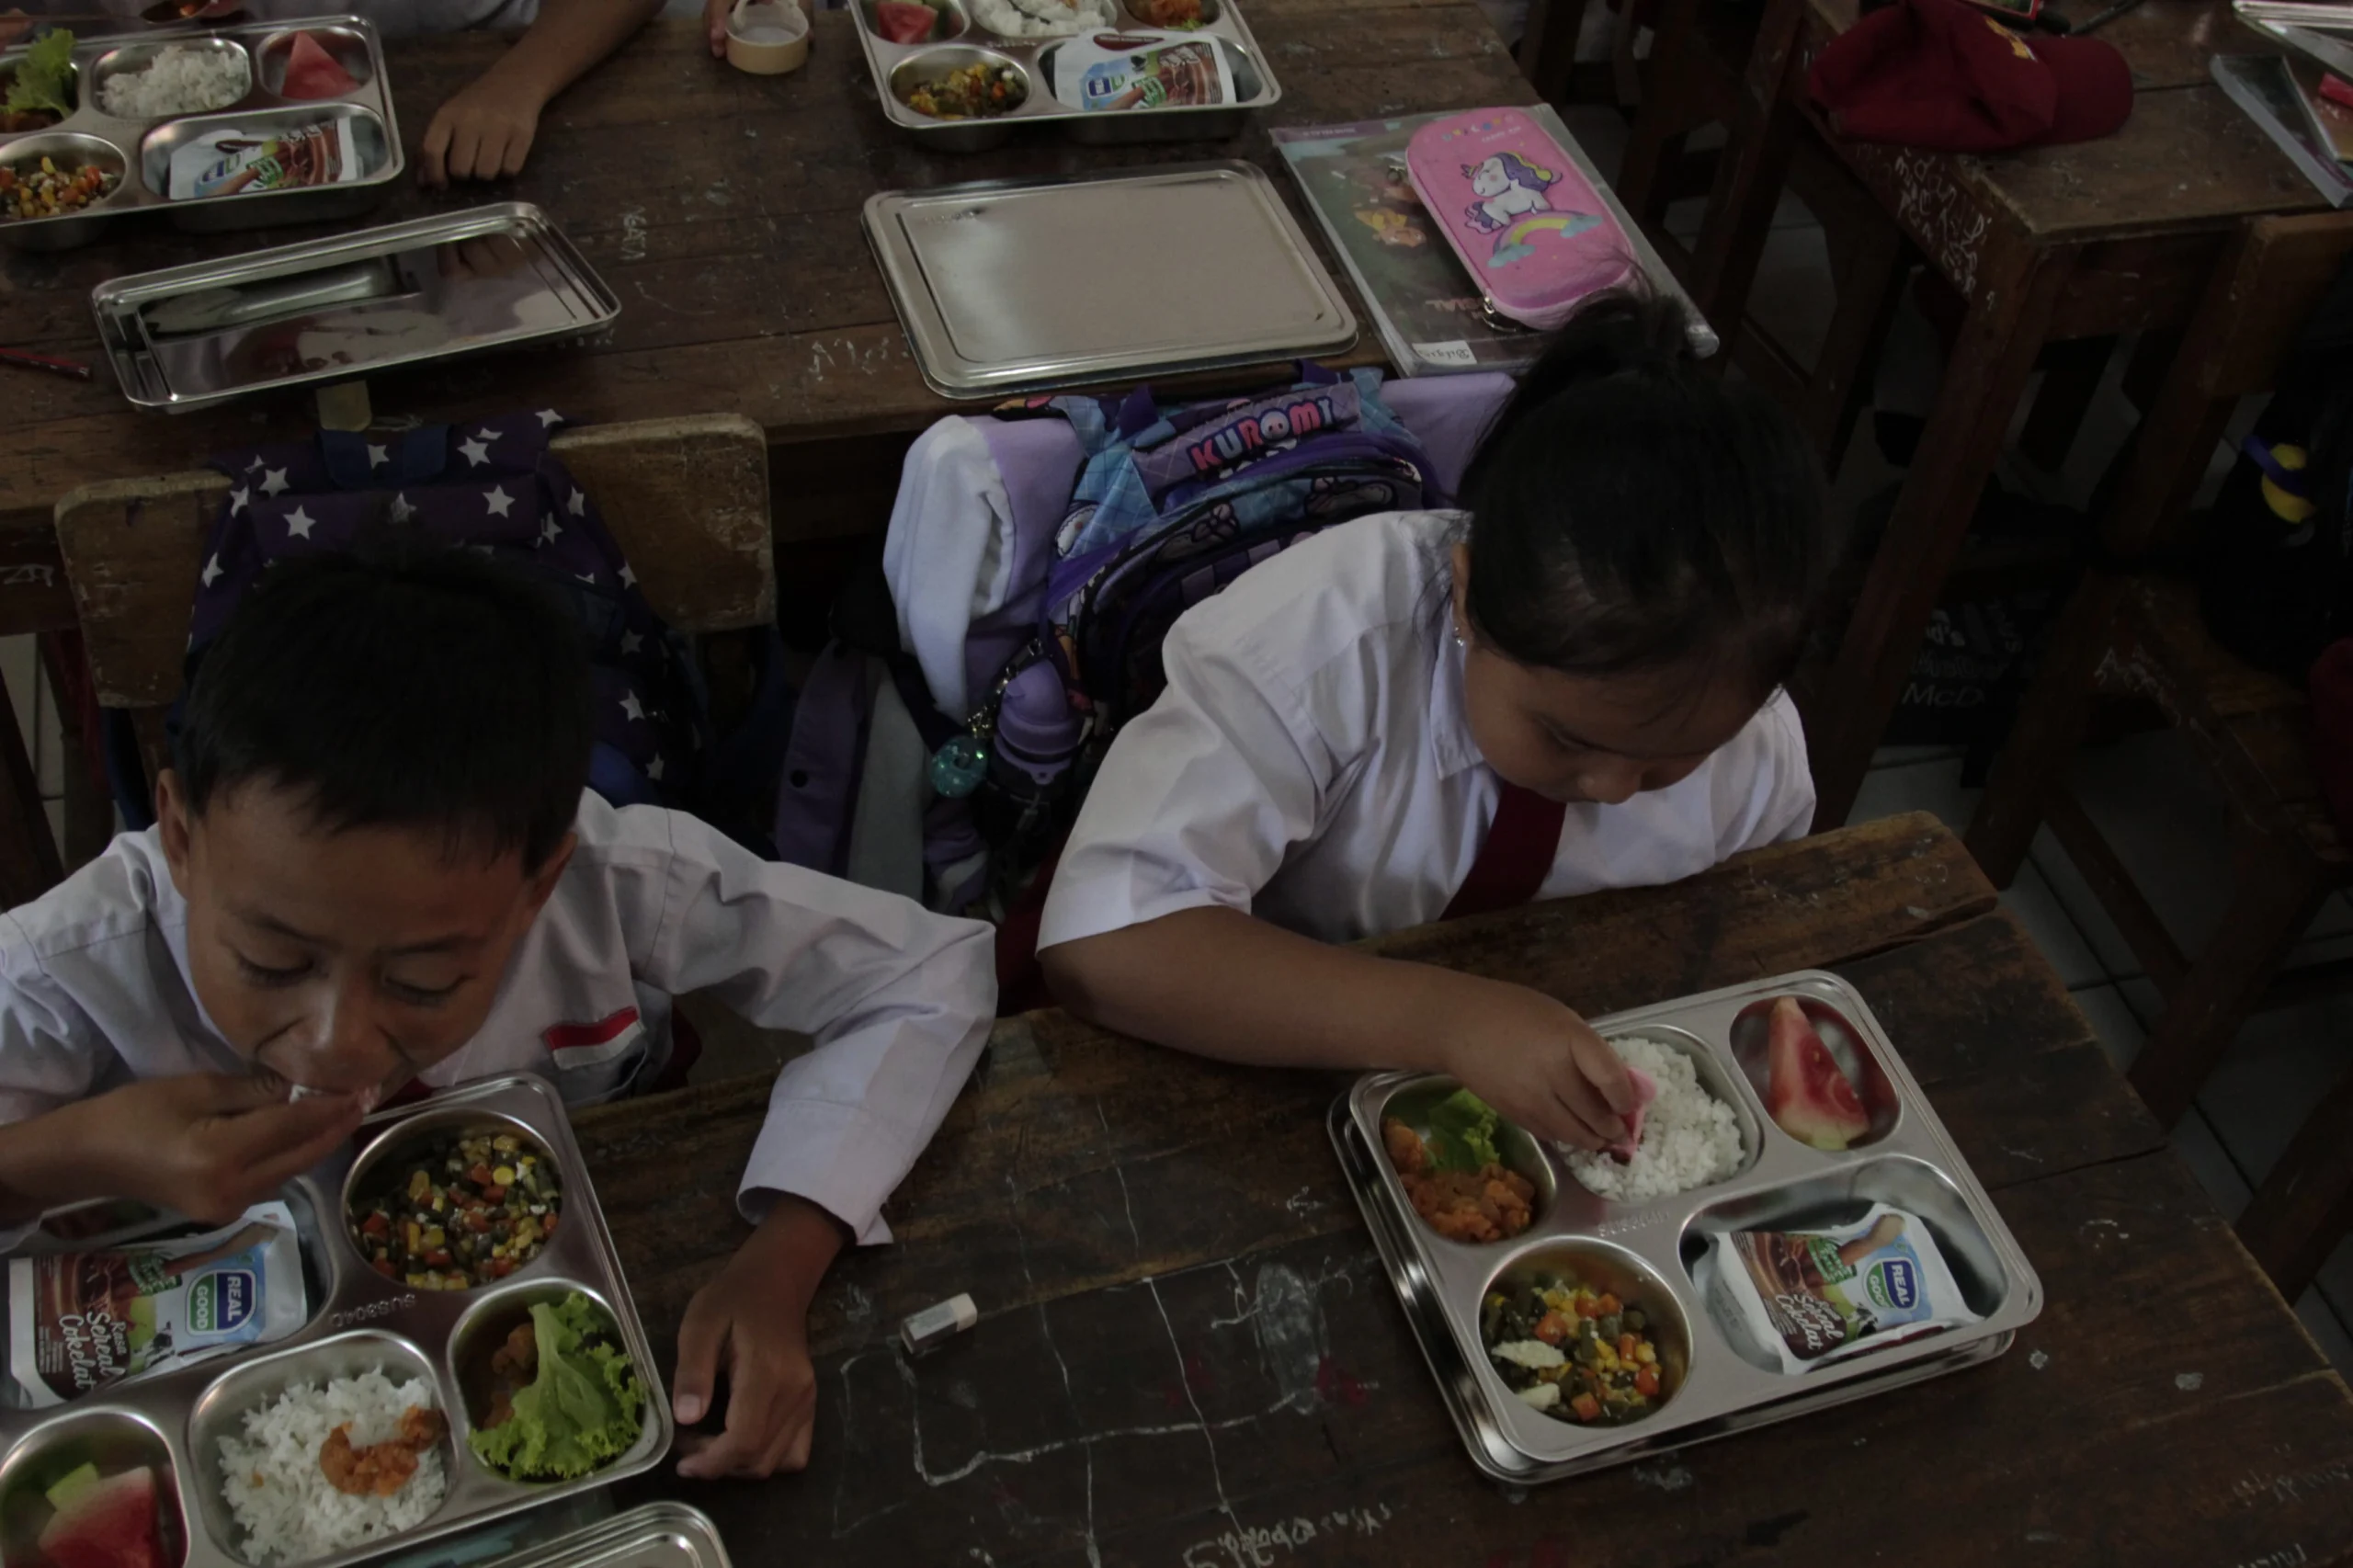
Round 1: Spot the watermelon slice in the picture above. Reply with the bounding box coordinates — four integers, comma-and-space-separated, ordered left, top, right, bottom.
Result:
875, 1, 939, 41
279, 31, 358, 100
1763, 996, 1871, 1152
34, 1464, 165, 1568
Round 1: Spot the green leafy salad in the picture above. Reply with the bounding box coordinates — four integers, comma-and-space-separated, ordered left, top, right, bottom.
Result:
468, 1291, 645, 1482
4, 30, 75, 121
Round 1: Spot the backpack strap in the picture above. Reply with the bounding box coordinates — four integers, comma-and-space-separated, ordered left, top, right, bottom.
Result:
1441, 780, 1565, 920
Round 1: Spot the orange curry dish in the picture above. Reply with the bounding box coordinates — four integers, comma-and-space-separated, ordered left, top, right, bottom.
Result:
1382, 1116, 1537, 1243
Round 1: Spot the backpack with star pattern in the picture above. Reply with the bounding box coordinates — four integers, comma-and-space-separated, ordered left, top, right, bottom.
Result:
157, 413, 715, 824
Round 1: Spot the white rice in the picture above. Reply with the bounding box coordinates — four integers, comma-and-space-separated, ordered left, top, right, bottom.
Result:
1563, 1036, 1745, 1202
98, 48, 246, 119
217, 1369, 445, 1566
970, 0, 1115, 38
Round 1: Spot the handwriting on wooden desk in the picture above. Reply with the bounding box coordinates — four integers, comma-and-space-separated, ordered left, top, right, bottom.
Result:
1794, 39, 1991, 298
822, 1244, 1403, 1564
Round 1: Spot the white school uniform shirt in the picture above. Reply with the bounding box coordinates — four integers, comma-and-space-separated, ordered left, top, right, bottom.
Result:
1037, 510, 1816, 950
0, 792, 994, 1246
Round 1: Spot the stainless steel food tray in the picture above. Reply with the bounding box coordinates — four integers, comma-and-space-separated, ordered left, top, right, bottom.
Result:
1330, 970, 2042, 1485
0, 15, 401, 249
850, 0, 1280, 150
482, 1502, 734, 1568
90, 201, 621, 412
865, 160, 1357, 396
0, 1075, 674, 1568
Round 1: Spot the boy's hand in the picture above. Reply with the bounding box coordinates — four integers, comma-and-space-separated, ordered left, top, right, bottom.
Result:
0, 1074, 365, 1225
671, 1194, 846, 1480
1437, 980, 1636, 1152
703, 0, 730, 57
419, 77, 544, 185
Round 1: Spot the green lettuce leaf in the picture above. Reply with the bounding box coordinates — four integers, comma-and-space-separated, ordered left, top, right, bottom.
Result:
467, 1293, 645, 1482
1425, 1089, 1503, 1173
4, 31, 74, 120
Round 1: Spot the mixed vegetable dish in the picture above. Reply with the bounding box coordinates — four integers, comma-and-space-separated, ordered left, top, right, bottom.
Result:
903, 60, 1027, 118
1483, 1271, 1666, 1425
1, 156, 119, 220
348, 1127, 562, 1290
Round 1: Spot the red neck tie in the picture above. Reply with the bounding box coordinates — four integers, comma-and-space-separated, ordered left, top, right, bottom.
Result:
1442, 780, 1568, 921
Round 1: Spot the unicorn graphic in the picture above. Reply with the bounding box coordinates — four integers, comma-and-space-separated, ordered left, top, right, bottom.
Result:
1462, 151, 1558, 233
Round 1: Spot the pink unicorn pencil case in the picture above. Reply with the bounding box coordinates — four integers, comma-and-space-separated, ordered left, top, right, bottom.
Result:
1405, 107, 1637, 332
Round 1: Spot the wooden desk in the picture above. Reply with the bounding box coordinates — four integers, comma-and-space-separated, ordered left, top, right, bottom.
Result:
0, 3, 1529, 543
1689, 0, 2323, 828
572, 812, 2353, 1565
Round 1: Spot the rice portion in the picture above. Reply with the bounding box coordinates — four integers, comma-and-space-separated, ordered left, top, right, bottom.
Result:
98, 48, 246, 119
1563, 1036, 1744, 1202
970, 0, 1115, 38
217, 1369, 446, 1565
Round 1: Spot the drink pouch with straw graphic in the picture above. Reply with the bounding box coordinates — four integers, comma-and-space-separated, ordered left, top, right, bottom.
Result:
1051, 30, 1234, 110
6, 1201, 307, 1407
1702, 1201, 1981, 1373
165, 119, 362, 201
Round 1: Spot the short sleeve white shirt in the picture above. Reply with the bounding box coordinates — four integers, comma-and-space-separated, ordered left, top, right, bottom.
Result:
1038, 510, 1815, 949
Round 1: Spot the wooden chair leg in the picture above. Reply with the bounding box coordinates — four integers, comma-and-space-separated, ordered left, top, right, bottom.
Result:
1517, 0, 1592, 103
38, 630, 113, 869
2239, 1053, 2353, 1301
1690, 0, 1806, 332
1803, 242, 2079, 826
2127, 828, 2327, 1129
1806, 215, 1909, 468
1965, 572, 2126, 888
2018, 337, 2113, 475
0, 664, 62, 907
1617, 0, 1703, 225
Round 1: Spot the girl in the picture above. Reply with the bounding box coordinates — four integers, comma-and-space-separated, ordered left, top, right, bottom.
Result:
1036, 294, 1828, 1152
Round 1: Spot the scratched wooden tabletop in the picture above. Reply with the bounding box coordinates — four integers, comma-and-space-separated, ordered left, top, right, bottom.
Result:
0, 0, 1529, 539
573, 812, 2353, 1566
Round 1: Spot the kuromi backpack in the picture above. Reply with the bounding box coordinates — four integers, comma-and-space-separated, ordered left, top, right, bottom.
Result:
1405, 106, 1638, 332
774, 368, 1518, 916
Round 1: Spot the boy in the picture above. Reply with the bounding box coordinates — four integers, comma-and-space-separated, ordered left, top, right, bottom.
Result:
0, 543, 995, 1481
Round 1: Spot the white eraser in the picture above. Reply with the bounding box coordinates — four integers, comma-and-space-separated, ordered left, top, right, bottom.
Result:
901, 1292, 978, 1354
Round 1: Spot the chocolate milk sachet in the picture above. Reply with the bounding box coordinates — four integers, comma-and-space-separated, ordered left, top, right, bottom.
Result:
5, 1202, 307, 1407
1704, 1201, 1982, 1373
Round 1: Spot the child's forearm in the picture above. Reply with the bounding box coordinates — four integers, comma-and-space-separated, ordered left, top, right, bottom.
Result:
748, 1191, 849, 1305
487, 0, 665, 108
0, 1110, 82, 1224
1041, 905, 1483, 1074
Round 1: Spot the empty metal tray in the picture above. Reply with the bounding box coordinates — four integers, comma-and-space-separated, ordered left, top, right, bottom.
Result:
864, 160, 1358, 397
89, 200, 620, 411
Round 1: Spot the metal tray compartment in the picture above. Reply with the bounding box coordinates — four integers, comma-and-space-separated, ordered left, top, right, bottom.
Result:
0, 15, 401, 249
0, 1075, 673, 1568
851, 0, 1280, 150
865, 161, 1356, 396
90, 201, 621, 412
1330, 970, 2043, 1484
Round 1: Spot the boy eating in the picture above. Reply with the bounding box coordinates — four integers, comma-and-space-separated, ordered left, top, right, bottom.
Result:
0, 542, 995, 1480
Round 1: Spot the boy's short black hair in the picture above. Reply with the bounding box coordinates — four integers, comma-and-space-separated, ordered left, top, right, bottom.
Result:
1457, 291, 1831, 701
172, 539, 595, 871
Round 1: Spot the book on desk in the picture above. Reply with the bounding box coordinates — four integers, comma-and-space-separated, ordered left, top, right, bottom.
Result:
2215, 50, 2353, 208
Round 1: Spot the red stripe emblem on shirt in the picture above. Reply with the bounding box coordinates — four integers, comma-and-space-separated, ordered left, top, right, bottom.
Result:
542, 1006, 643, 1070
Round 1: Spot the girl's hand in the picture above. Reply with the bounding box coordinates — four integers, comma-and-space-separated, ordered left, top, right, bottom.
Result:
1436, 981, 1637, 1151
702, 0, 731, 57
419, 78, 544, 185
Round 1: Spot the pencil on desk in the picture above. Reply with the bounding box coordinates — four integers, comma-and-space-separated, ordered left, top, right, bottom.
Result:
0, 347, 92, 381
